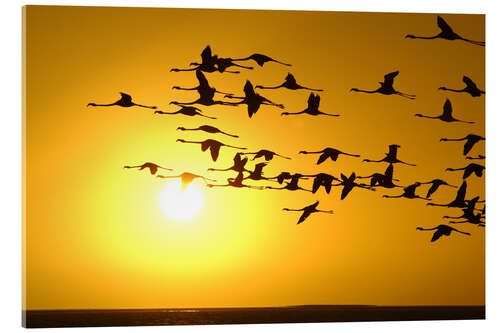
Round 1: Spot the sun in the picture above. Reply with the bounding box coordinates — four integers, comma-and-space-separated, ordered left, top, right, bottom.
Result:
159, 180, 204, 221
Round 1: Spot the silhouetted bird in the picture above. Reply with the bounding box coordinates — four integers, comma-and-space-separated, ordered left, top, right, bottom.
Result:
124, 162, 172, 175
427, 181, 469, 208
310, 173, 340, 194
267, 172, 309, 184
231, 53, 291, 67
266, 173, 312, 192
383, 182, 429, 200
207, 153, 248, 173
420, 179, 457, 199
215, 57, 253, 73
299, 147, 360, 164
157, 172, 215, 189
350, 71, 416, 99
332, 172, 374, 200
87, 92, 156, 109
357, 164, 401, 188
155, 106, 216, 119
241, 149, 290, 161
405, 16, 485, 46
224, 81, 284, 118
207, 172, 263, 190
170, 45, 239, 74
176, 138, 247, 162
363, 144, 416, 166
282, 93, 340, 117
446, 163, 484, 179
256, 73, 323, 91
283, 201, 333, 224
416, 224, 471, 242
443, 196, 482, 220
449, 213, 485, 227
244, 162, 273, 181
440, 134, 485, 155
439, 76, 485, 97
172, 70, 232, 96
177, 125, 238, 138
415, 99, 474, 123
466, 154, 485, 160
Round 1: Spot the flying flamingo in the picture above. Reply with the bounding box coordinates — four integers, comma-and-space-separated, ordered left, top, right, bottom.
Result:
241, 149, 291, 161
265, 173, 312, 192
123, 162, 172, 175
420, 179, 457, 199
438, 76, 485, 97
155, 106, 216, 119
415, 99, 474, 123
440, 134, 485, 155
267, 172, 310, 185
172, 70, 232, 96
416, 225, 471, 242
224, 81, 284, 118
207, 172, 264, 190
157, 172, 215, 189
281, 93, 340, 117
207, 153, 249, 173
466, 155, 485, 160
405, 16, 485, 46
176, 138, 247, 162
382, 182, 429, 200
215, 57, 253, 73
350, 71, 416, 99
244, 163, 274, 181
310, 173, 340, 194
427, 181, 469, 208
231, 53, 291, 67
363, 144, 416, 166
449, 213, 485, 227
256, 73, 323, 91
331, 172, 374, 200
170, 45, 239, 74
299, 147, 360, 164
177, 125, 238, 138
445, 163, 484, 179
357, 164, 401, 188
443, 196, 483, 220
87, 92, 157, 109
283, 201, 333, 225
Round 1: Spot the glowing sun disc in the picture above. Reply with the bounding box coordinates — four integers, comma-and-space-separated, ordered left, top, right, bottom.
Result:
159, 180, 203, 221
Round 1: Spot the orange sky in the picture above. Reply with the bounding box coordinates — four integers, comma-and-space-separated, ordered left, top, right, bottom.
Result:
23, 5, 484, 310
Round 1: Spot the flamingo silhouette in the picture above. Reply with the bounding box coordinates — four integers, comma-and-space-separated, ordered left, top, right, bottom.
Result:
177, 125, 238, 138
332, 172, 374, 200
172, 70, 232, 96
440, 134, 485, 155
443, 196, 482, 220
445, 163, 484, 179
283, 201, 333, 224
310, 173, 340, 194
256, 73, 323, 91
415, 99, 474, 123
416, 225, 471, 242
383, 182, 429, 200
466, 155, 485, 160
87, 92, 156, 109
363, 144, 416, 166
267, 172, 310, 185
299, 147, 360, 164
449, 213, 485, 227
405, 16, 485, 46
176, 138, 247, 162
420, 179, 457, 198
282, 93, 340, 117
244, 163, 274, 181
155, 106, 216, 119
170, 45, 239, 74
350, 71, 416, 99
207, 172, 264, 190
241, 149, 290, 161
224, 81, 284, 118
231, 53, 291, 67
207, 153, 248, 173
157, 172, 215, 189
123, 162, 172, 175
438, 76, 485, 97
215, 57, 253, 73
265, 173, 312, 192
357, 164, 401, 188
427, 181, 469, 208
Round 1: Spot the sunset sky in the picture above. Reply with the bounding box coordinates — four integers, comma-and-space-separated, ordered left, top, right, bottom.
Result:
23, 6, 484, 310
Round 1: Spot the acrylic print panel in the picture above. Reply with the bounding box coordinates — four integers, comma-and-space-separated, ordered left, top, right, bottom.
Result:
22, 5, 485, 328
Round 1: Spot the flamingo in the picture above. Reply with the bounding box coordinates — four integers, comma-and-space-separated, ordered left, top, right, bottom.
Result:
357, 164, 401, 189
405, 16, 485, 46
267, 172, 310, 185
265, 173, 312, 192
415, 99, 474, 123
207, 172, 264, 190
207, 153, 248, 173
172, 70, 233, 96
241, 149, 290, 161
244, 163, 274, 181
443, 196, 483, 220
420, 179, 457, 199
440, 134, 485, 156
256, 73, 323, 91
382, 182, 429, 200
445, 163, 484, 179
283, 201, 333, 225
350, 71, 416, 99
282, 93, 340, 117
123, 162, 172, 175
215, 57, 253, 73
176, 138, 247, 162
310, 173, 340, 194
299, 147, 360, 164
231, 53, 291, 67
177, 125, 238, 138
363, 144, 416, 166
155, 106, 216, 119
438, 76, 485, 97
427, 181, 469, 208
416, 225, 471, 242
157, 172, 215, 189
87, 92, 156, 109
170, 45, 239, 74
449, 213, 485, 227
224, 81, 284, 118
331, 172, 374, 200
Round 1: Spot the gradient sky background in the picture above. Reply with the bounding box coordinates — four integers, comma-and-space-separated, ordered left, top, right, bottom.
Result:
23, 6, 484, 310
